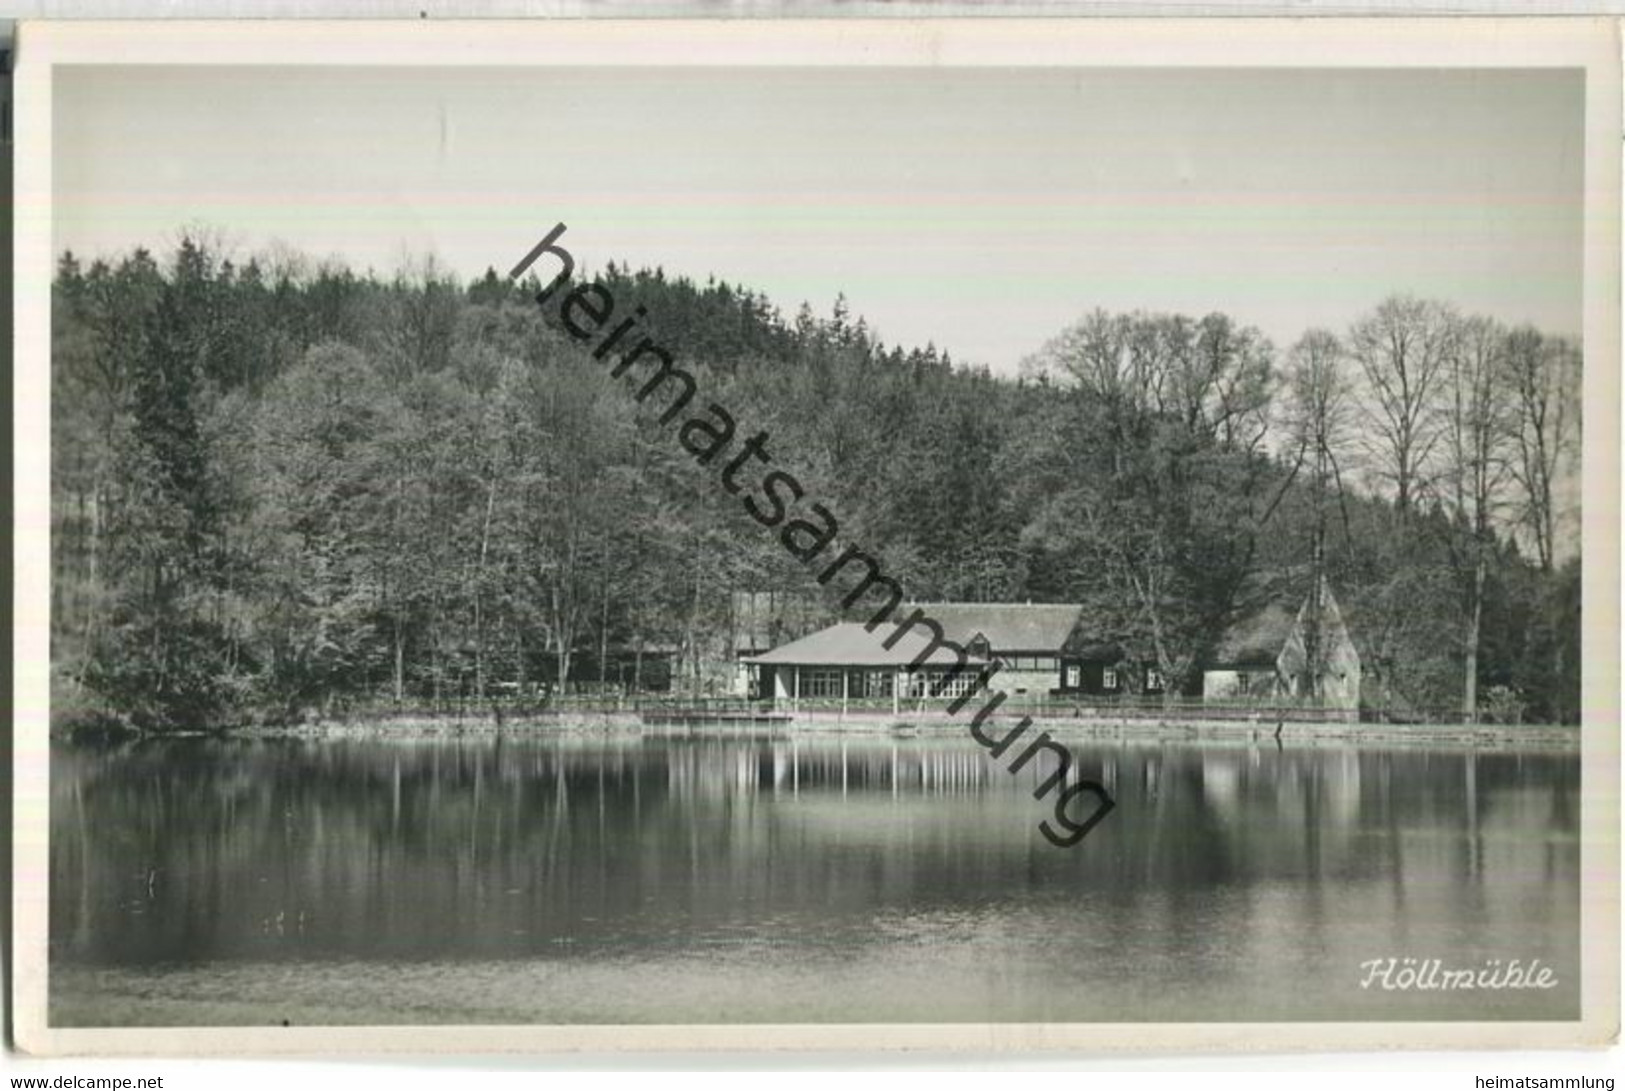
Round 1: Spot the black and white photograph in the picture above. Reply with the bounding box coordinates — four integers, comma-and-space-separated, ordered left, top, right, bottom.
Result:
10, 17, 1620, 1055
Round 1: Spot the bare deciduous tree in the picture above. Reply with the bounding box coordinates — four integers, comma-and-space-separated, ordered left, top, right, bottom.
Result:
1191, 312, 1275, 453
1503, 327, 1581, 572
1348, 295, 1458, 517
1434, 314, 1517, 722
1029, 309, 1274, 451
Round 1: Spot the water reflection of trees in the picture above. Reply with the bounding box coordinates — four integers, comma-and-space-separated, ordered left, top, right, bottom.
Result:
51, 738, 1578, 968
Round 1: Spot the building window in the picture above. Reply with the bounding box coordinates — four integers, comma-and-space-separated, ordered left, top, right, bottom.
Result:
800, 669, 844, 698
909, 669, 978, 699
937, 669, 979, 699
1032, 656, 1058, 672
1102, 668, 1119, 691
1145, 668, 1164, 692
863, 671, 895, 698
1065, 664, 1081, 689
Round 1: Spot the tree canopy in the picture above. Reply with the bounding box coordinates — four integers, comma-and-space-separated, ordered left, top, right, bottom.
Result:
50, 240, 1582, 732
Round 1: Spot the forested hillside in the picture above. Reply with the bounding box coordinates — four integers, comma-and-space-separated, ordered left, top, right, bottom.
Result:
48, 237, 1581, 733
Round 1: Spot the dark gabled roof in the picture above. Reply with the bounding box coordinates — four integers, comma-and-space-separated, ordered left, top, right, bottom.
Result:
1209, 601, 1297, 670
1209, 575, 1359, 672
1061, 636, 1126, 662
896, 602, 1084, 652
741, 622, 991, 668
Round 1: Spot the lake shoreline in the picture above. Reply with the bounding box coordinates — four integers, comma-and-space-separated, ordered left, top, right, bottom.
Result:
209, 711, 1582, 751
53, 693, 1582, 752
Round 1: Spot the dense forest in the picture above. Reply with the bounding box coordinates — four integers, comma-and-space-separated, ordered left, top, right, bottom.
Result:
48, 236, 1582, 733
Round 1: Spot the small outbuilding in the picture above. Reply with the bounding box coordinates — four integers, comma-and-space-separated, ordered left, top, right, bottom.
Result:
1202, 577, 1360, 716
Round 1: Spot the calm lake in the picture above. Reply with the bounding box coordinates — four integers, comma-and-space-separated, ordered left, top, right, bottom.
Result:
49, 732, 1579, 1026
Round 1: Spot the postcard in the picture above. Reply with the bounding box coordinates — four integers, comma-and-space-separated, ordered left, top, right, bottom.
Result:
10, 16, 1620, 1055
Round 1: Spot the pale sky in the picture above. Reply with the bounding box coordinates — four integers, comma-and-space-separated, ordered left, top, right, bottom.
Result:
54, 65, 1584, 373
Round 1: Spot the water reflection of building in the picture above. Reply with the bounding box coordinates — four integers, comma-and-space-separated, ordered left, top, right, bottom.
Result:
656, 740, 1001, 801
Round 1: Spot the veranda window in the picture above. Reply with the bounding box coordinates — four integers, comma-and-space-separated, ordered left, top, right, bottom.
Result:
800, 669, 844, 698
